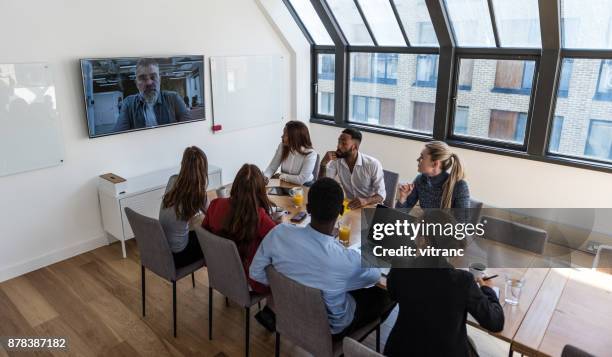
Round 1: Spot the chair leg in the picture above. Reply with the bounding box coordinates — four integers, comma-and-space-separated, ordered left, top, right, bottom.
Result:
226, 297, 230, 306
172, 281, 177, 338
376, 325, 381, 353
191, 272, 195, 288
141, 265, 146, 317
275, 332, 280, 357
245, 307, 250, 357
208, 287, 213, 340
258, 301, 262, 311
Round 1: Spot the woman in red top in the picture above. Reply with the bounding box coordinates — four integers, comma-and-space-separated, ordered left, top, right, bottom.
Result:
202, 164, 278, 294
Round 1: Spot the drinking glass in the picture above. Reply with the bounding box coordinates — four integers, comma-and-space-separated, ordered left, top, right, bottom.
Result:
504, 275, 525, 305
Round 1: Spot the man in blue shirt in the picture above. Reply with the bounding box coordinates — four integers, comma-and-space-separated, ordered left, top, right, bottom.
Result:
250, 178, 395, 336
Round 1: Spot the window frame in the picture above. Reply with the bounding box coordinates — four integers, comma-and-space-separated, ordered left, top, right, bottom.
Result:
284, 0, 612, 173
447, 52, 540, 151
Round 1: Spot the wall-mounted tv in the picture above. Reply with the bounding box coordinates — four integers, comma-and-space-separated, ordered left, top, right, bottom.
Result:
81, 55, 205, 138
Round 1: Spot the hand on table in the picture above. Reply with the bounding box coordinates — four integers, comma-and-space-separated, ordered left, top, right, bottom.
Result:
348, 197, 368, 209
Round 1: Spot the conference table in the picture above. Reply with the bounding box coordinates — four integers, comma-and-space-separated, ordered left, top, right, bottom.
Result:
208, 179, 612, 357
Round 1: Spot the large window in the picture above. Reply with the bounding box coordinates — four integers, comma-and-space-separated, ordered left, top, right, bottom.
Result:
283, 0, 612, 172
551, 58, 612, 163
352, 53, 398, 85
349, 52, 438, 133
451, 58, 534, 145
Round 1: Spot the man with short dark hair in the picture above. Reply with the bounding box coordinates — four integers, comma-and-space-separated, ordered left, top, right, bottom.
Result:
113, 58, 191, 131
249, 178, 394, 336
319, 128, 386, 209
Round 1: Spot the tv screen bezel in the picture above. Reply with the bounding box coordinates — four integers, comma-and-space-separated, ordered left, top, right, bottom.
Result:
80, 55, 206, 139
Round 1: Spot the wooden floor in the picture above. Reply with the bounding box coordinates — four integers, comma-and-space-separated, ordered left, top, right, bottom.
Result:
0, 240, 511, 356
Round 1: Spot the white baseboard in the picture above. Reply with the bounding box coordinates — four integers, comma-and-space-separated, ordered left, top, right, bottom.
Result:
0, 234, 109, 283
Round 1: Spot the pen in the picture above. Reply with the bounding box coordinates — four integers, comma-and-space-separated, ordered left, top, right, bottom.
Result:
483, 274, 498, 281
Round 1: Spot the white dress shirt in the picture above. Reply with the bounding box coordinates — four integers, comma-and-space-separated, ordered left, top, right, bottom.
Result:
325, 151, 386, 201
264, 143, 318, 185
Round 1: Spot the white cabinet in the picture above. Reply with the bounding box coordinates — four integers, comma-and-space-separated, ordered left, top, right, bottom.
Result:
98, 165, 222, 257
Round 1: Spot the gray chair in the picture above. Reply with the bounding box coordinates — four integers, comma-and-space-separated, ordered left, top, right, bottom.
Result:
124, 208, 204, 338
561, 344, 596, 357
383, 169, 399, 208
592, 244, 612, 274
469, 198, 484, 225
480, 215, 548, 254
194, 226, 268, 357
266, 266, 381, 357
305, 153, 321, 187
343, 337, 383, 357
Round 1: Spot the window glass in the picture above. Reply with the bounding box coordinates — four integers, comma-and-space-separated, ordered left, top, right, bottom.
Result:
357, 0, 406, 46
327, 0, 374, 45
561, 0, 612, 49
394, 0, 439, 46
288, 0, 334, 45
452, 58, 534, 144
492, 0, 541, 47
317, 53, 335, 117
349, 52, 437, 133
444, 0, 496, 47
551, 58, 612, 163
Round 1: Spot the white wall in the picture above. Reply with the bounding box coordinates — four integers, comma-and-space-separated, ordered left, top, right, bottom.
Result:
0, 0, 292, 282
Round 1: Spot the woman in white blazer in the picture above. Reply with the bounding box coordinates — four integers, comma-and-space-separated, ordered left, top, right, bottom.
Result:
264, 120, 317, 185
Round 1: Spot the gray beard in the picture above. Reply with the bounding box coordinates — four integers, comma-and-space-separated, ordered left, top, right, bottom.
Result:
142, 91, 158, 105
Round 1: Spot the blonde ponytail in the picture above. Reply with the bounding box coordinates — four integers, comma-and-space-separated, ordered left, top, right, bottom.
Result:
424, 142, 465, 209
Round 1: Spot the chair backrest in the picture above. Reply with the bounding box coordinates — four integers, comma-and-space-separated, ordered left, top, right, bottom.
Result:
469, 198, 483, 225
265, 266, 334, 357
124, 208, 176, 280
561, 344, 596, 357
343, 337, 383, 357
382, 170, 399, 208
480, 215, 548, 254
194, 226, 252, 306
593, 244, 612, 274
312, 153, 321, 180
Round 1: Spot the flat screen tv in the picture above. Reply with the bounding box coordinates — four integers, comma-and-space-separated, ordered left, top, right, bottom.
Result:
80, 55, 205, 138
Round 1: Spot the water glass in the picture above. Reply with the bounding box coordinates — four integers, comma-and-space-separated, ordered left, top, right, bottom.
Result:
504, 275, 525, 305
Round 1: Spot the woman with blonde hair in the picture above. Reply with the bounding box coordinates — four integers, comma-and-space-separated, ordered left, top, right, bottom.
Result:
396, 141, 470, 209
159, 146, 208, 266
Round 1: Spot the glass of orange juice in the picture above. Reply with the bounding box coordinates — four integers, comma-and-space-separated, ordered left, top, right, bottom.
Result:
290, 187, 304, 208
338, 221, 351, 247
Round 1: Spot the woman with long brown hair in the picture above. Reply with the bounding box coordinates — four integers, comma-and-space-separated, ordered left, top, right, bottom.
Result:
202, 164, 278, 294
264, 120, 317, 185
159, 146, 208, 266
396, 141, 470, 210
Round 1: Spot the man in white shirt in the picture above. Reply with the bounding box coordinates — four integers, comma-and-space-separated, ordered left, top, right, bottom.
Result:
319, 128, 386, 209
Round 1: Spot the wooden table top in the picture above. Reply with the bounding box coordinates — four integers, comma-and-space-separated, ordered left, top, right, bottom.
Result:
206, 179, 612, 355
513, 268, 612, 357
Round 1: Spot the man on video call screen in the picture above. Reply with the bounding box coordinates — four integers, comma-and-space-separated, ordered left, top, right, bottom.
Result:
113, 58, 191, 131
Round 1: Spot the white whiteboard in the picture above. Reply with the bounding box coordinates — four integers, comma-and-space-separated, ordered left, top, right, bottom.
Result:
210, 55, 285, 133
0, 63, 64, 176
